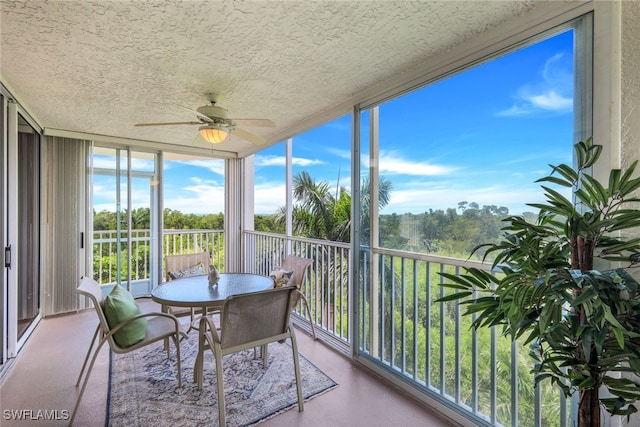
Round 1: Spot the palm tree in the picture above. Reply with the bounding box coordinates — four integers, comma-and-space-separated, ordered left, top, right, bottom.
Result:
275, 171, 393, 243
274, 171, 394, 335
360, 175, 393, 244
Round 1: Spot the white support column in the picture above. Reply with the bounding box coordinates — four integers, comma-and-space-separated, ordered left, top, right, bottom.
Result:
243, 155, 255, 271
243, 155, 255, 232
370, 106, 380, 358
225, 158, 241, 272
593, 0, 622, 179
286, 138, 293, 254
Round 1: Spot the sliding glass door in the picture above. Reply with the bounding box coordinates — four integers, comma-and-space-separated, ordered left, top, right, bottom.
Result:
15, 115, 40, 341
1, 99, 42, 363
91, 146, 160, 295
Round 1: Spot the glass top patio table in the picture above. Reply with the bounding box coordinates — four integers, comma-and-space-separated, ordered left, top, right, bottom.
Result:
151, 272, 275, 310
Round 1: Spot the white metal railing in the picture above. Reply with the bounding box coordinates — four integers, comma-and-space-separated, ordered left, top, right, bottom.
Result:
245, 231, 570, 427
359, 247, 570, 427
92, 229, 224, 284
244, 231, 350, 351
93, 228, 570, 426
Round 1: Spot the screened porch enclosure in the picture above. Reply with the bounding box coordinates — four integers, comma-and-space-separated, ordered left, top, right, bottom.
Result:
85, 14, 591, 425
3, 1, 639, 426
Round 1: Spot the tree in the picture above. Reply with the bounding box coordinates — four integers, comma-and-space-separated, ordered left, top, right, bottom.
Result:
360, 175, 393, 244
93, 209, 117, 230
275, 171, 393, 243
254, 215, 283, 233
439, 138, 640, 426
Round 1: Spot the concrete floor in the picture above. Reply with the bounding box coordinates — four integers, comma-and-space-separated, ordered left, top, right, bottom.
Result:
0, 300, 457, 427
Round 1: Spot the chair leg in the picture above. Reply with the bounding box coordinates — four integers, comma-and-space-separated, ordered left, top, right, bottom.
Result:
75, 324, 100, 386
261, 344, 268, 368
289, 328, 304, 412
195, 317, 207, 389
69, 338, 107, 426
187, 307, 198, 334
215, 345, 226, 427
299, 293, 317, 340
171, 333, 183, 388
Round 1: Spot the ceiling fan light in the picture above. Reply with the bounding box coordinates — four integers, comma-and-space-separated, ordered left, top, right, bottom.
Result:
199, 125, 229, 144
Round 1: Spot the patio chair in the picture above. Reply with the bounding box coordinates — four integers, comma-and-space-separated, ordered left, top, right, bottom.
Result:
277, 256, 316, 339
71, 276, 187, 425
165, 252, 216, 330
195, 286, 303, 426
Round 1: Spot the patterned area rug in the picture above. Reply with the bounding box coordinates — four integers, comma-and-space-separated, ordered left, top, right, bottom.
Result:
107, 335, 337, 426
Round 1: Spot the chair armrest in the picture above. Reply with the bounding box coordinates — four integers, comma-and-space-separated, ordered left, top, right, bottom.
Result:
106, 311, 183, 337
202, 315, 221, 345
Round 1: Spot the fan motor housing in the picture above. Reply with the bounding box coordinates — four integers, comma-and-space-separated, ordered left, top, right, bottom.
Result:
197, 105, 229, 120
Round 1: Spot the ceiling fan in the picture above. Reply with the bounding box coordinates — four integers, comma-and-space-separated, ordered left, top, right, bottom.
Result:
134, 95, 275, 145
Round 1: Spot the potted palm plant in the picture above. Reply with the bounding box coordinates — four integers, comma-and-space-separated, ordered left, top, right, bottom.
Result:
439, 138, 640, 426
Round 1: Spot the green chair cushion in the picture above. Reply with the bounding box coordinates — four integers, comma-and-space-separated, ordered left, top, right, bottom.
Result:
104, 285, 147, 348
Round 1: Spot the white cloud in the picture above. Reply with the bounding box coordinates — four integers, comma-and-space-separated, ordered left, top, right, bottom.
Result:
382, 183, 554, 215
527, 90, 572, 110
176, 159, 225, 176
294, 157, 325, 167
256, 155, 286, 167
165, 180, 226, 214
326, 147, 351, 159
378, 151, 458, 176
497, 52, 572, 117
254, 182, 286, 214
498, 88, 572, 116
256, 154, 325, 167
92, 155, 155, 171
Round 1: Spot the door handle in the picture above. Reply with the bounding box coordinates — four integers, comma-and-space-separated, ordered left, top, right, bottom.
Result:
5, 244, 11, 269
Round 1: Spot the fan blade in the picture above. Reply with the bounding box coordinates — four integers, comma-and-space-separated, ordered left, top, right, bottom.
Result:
231, 118, 275, 128
191, 134, 211, 148
232, 127, 267, 145
134, 121, 201, 127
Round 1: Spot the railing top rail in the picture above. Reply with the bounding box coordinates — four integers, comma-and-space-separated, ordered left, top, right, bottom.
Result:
244, 230, 351, 249
93, 229, 224, 233
371, 246, 493, 271
162, 229, 224, 234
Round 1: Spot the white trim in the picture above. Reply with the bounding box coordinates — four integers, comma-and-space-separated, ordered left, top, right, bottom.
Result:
6, 101, 18, 358
286, 139, 293, 239
0, 83, 42, 135
85, 143, 94, 281
369, 107, 380, 360
243, 155, 255, 233
0, 95, 6, 364
225, 159, 241, 272
44, 127, 238, 159
155, 151, 163, 288
593, 0, 622, 181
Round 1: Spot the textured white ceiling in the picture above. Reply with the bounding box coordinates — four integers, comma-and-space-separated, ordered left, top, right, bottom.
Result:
1, 0, 536, 157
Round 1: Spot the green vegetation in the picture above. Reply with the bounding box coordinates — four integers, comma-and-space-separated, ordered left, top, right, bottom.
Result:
93, 208, 227, 283
367, 256, 565, 426
273, 171, 356, 242
93, 207, 225, 231
439, 138, 640, 426
378, 204, 538, 260
91, 168, 586, 425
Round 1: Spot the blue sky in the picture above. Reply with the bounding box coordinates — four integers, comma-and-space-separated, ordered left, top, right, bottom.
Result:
96, 28, 574, 218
